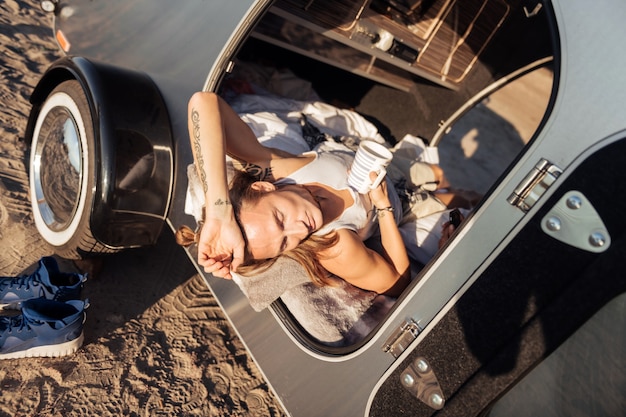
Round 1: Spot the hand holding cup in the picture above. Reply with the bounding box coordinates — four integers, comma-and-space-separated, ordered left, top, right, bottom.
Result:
347, 140, 393, 194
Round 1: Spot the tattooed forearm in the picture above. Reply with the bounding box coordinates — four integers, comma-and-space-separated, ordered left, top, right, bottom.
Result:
191, 108, 209, 194
213, 198, 231, 207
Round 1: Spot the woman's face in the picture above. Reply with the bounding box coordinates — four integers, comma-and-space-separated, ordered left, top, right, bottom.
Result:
239, 183, 323, 259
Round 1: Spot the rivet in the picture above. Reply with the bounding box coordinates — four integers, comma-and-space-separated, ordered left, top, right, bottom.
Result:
566, 195, 582, 209
546, 216, 561, 231
430, 393, 444, 407
589, 232, 606, 248
415, 359, 429, 373
402, 373, 415, 387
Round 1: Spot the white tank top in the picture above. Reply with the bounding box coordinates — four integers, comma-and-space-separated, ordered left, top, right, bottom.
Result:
275, 151, 401, 240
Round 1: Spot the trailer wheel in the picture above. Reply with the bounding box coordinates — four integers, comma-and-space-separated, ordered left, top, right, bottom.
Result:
29, 80, 116, 259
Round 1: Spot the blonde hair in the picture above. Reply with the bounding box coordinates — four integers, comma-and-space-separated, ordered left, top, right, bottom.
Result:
235, 232, 339, 286
175, 224, 200, 247
176, 170, 339, 286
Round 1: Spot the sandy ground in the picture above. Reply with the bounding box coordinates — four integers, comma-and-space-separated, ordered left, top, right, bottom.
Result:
0, 1, 285, 416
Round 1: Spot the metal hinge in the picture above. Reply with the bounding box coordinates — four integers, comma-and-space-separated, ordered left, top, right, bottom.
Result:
508, 159, 562, 212
382, 318, 421, 358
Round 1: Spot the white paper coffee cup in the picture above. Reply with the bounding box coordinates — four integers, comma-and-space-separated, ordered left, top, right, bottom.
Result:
347, 140, 393, 194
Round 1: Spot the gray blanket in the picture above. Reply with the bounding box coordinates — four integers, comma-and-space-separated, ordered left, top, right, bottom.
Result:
233, 256, 396, 345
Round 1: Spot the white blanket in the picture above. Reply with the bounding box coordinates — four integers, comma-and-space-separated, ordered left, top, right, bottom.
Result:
231, 93, 387, 154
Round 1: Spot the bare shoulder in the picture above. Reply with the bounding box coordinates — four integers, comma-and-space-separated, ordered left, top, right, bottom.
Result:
318, 229, 371, 262
318, 229, 399, 294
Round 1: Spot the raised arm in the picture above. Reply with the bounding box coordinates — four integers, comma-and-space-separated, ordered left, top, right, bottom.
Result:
187, 92, 309, 278
187, 92, 247, 278
189, 91, 276, 179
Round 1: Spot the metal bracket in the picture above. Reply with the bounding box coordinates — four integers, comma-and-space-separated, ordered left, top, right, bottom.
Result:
541, 190, 611, 253
400, 357, 445, 410
383, 321, 445, 410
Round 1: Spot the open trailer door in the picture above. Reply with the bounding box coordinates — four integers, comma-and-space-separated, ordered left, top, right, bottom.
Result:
209, 1, 625, 416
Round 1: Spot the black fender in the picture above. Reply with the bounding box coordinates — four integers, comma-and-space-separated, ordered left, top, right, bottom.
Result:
27, 56, 174, 249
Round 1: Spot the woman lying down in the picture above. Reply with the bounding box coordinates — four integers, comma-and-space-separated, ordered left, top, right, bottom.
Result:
177, 92, 477, 298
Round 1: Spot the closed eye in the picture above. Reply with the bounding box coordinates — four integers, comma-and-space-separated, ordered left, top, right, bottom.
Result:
274, 210, 288, 254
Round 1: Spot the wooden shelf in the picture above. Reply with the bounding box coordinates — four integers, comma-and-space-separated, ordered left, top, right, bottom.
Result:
252, 0, 510, 91
251, 13, 420, 91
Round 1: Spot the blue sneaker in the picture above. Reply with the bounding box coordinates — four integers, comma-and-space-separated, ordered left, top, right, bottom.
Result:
0, 257, 86, 309
0, 297, 88, 359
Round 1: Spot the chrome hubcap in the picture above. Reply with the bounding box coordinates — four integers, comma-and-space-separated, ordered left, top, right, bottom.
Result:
31, 107, 83, 231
